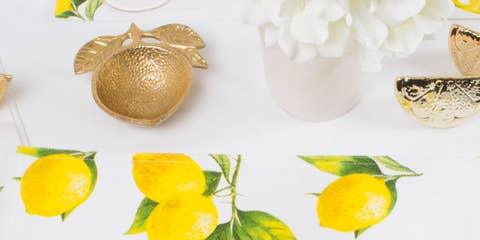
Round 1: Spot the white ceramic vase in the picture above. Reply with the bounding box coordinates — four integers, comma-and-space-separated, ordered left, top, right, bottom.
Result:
263, 46, 365, 122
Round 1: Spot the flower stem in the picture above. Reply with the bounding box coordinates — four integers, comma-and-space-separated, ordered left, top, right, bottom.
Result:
229, 155, 242, 230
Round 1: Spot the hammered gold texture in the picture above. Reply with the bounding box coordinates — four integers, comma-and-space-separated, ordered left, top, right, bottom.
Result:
396, 77, 480, 128
0, 74, 12, 103
450, 24, 480, 76
93, 46, 192, 125
74, 23, 207, 126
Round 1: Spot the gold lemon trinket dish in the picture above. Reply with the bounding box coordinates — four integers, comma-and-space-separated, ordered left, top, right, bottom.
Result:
74, 23, 208, 126
0, 74, 12, 103
395, 24, 480, 128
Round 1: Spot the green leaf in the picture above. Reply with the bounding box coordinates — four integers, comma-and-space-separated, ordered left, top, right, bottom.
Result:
355, 228, 369, 239
299, 156, 382, 176
73, 0, 87, 7
385, 179, 398, 213
84, 153, 98, 193
12, 177, 21, 182
233, 210, 296, 240
372, 156, 417, 174
125, 198, 159, 235
210, 154, 231, 182
206, 223, 233, 240
84, 0, 103, 21
0, 186, 3, 192
17, 146, 79, 158
61, 209, 75, 221
204, 171, 222, 196
55, 10, 80, 19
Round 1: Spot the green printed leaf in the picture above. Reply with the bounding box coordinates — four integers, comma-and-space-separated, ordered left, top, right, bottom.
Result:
385, 179, 398, 213
372, 156, 417, 174
17, 146, 79, 158
299, 156, 382, 176
126, 198, 159, 235
0, 186, 3, 192
233, 210, 296, 240
61, 209, 75, 222
73, 0, 87, 6
55, 11, 80, 19
204, 171, 222, 196
85, 0, 103, 21
206, 223, 233, 240
210, 154, 231, 181
84, 153, 98, 193
12, 177, 21, 182
354, 228, 369, 239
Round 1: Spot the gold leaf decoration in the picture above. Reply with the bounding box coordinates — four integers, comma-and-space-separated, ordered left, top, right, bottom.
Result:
149, 24, 206, 48
183, 47, 208, 69
74, 36, 125, 74
147, 24, 207, 68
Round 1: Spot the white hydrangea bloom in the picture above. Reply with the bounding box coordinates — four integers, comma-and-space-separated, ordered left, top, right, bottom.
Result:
242, 0, 453, 72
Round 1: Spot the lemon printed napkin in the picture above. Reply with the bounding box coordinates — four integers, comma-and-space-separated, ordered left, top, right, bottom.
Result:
55, 0, 103, 20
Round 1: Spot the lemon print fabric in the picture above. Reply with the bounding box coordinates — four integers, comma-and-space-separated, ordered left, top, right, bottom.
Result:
55, 0, 104, 21
17, 146, 98, 220
147, 193, 218, 240
127, 154, 297, 240
452, 0, 480, 14
317, 174, 392, 232
133, 154, 206, 203
300, 155, 421, 239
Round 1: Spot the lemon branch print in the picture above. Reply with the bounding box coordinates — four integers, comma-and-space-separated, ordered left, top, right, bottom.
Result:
55, 0, 104, 21
16, 146, 98, 221
207, 154, 296, 240
228, 155, 241, 228
126, 154, 296, 240
299, 155, 421, 239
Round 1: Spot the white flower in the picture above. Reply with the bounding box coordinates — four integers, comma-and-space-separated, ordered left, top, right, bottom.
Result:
242, 0, 453, 72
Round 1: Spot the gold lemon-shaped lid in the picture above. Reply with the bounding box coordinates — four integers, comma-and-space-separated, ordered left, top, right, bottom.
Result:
396, 76, 480, 128
74, 24, 207, 126
449, 24, 480, 76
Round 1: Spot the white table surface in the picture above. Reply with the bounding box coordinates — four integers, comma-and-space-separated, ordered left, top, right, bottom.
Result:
1, 1, 480, 240
0, 1, 478, 156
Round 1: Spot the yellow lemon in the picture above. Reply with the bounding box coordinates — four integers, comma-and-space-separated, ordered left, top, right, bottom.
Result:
453, 0, 480, 14
55, 0, 75, 17
317, 174, 392, 232
146, 193, 218, 240
21, 154, 92, 217
133, 154, 206, 203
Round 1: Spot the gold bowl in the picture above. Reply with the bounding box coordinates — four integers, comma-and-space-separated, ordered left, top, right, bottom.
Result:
0, 74, 12, 103
395, 76, 480, 128
75, 24, 207, 126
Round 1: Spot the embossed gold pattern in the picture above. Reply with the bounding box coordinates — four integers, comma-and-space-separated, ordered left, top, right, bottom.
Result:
74, 23, 207, 126
396, 76, 480, 128
395, 24, 480, 128
0, 74, 12, 103
449, 24, 480, 76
